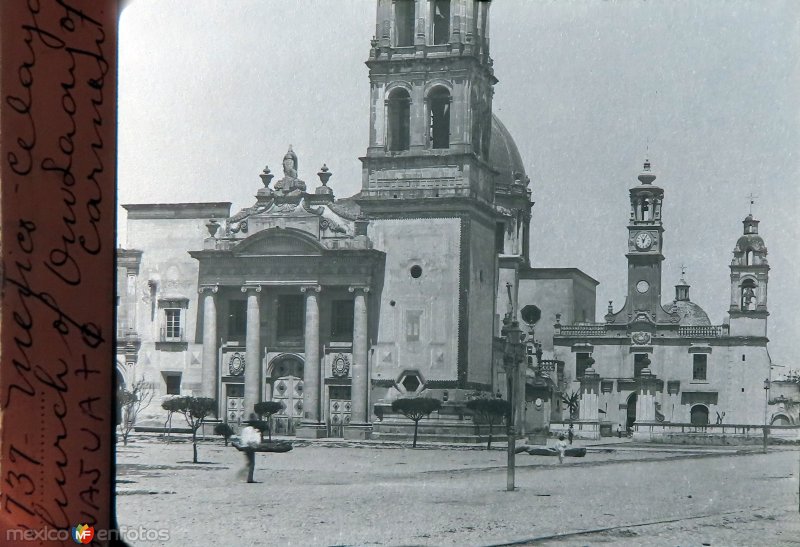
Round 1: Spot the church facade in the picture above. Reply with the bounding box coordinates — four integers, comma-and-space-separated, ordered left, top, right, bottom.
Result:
551, 161, 774, 438
116, 1, 779, 441
117, 0, 587, 440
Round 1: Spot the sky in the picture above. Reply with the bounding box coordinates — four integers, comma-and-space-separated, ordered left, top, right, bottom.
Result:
118, 0, 799, 368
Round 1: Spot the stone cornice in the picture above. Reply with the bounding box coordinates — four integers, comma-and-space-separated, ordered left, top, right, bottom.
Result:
123, 202, 232, 219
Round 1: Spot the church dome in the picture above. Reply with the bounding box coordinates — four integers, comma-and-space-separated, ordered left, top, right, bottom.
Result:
488, 114, 526, 187
669, 300, 712, 326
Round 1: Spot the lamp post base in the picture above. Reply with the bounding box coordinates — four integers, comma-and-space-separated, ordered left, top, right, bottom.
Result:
507, 426, 516, 492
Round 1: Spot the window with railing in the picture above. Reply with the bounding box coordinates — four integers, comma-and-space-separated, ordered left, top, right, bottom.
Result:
157, 297, 188, 347
163, 309, 182, 341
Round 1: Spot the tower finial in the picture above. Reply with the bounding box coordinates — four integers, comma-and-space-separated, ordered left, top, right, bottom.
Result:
675, 264, 690, 301
746, 192, 758, 215
638, 158, 656, 184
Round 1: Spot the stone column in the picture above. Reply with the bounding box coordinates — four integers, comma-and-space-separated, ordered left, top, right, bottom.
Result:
199, 285, 219, 400
297, 285, 326, 438
242, 285, 262, 417
345, 287, 372, 439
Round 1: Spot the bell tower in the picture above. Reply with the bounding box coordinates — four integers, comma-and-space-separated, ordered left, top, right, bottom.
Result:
358, 0, 502, 395
728, 214, 769, 337
360, 0, 498, 204
625, 159, 666, 319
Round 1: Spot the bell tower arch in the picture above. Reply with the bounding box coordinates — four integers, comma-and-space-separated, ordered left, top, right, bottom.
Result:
728, 214, 769, 337
362, 0, 498, 203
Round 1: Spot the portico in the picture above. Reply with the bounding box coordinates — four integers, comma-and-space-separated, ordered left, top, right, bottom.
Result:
190, 208, 384, 439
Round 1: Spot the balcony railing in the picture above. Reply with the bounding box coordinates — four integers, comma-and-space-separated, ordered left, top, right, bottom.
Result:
555, 323, 606, 337
159, 327, 185, 343
678, 325, 727, 338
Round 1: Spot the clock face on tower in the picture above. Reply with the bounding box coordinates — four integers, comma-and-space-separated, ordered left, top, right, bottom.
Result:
634, 232, 653, 250
636, 280, 650, 293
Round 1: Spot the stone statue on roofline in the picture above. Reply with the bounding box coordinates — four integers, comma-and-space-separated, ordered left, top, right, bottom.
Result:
273, 145, 307, 196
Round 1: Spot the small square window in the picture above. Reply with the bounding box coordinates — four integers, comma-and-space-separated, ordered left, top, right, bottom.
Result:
165, 374, 181, 395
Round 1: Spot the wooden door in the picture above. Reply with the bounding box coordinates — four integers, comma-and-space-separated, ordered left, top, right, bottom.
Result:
328, 386, 352, 438
272, 376, 303, 435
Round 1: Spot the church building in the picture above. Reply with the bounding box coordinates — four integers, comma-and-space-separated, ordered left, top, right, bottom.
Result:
550, 161, 773, 439
116, 0, 590, 440
116, 1, 777, 442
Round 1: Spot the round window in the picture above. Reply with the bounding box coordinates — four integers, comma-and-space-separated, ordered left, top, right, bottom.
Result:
410, 265, 422, 279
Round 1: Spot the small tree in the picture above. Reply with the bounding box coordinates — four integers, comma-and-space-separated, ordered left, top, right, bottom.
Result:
118, 377, 154, 446
560, 390, 581, 424
254, 401, 284, 442
391, 397, 442, 448
175, 397, 217, 463
161, 396, 183, 442
214, 423, 235, 446
466, 398, 511, 450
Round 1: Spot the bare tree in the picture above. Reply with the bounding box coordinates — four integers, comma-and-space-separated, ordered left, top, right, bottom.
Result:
118, 377, 154, 446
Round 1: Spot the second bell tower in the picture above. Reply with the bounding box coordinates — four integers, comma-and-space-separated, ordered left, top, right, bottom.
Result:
625, 159, 666, 318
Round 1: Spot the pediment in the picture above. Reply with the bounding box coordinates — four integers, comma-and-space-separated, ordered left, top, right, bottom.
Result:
232, 227, 324, 256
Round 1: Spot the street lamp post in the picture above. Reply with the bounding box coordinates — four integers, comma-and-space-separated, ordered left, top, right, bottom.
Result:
501, 313, 525, 492
763, 376, 770, 454
501, 314, 525, 492
763, 364, 785, 454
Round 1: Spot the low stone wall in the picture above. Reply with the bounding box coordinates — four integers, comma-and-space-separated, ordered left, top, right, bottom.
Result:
549, 421, 601, 440
633, 422, 800, 445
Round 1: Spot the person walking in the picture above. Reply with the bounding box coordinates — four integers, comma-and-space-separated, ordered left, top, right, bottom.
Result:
567, 424, 574, 445
556, 434, 568, 464
236, 413, 261, 483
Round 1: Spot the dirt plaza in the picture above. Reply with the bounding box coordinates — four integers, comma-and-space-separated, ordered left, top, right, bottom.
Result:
116, 435, 800, 546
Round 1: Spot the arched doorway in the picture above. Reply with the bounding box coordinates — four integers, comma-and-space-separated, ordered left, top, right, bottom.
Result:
268, 355, 304, 436
626, 392, 637, 431
690, 405, 709, 426
771, 415, 791, 426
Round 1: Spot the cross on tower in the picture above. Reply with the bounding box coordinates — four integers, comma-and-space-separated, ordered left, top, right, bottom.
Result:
680, 263, 687, 277
746, 193, 758, 214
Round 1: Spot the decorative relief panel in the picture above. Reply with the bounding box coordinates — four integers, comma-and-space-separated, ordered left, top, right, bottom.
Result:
228, 352, 246, 376
331, 353, 351, 378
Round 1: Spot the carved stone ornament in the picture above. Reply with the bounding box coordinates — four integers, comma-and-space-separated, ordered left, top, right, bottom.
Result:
228, 352, 246, 376
331, 353, 351, 378
631, 332, 651, 346
320, 217, 347, 234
